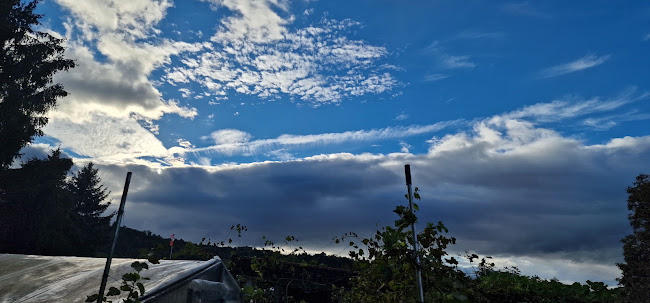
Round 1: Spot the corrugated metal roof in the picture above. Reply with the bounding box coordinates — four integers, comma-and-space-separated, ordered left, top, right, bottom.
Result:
0, 254, 233, 303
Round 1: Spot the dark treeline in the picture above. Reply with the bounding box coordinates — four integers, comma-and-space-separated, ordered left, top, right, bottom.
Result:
108, 225, 354, 271
0, 154, 113, 256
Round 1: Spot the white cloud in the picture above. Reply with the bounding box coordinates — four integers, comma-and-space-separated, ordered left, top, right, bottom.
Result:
50, 0, 206, 123
265, 149, 295, 160
423, 74, 450, 82
176, 139, 195, 149
179, 88, 193, 98
43, 113, 169, 161
395, 113, 409, 120
203, 0, 291, 44
539, 54, 610, 78
441, 54, 476, 69
55, 0, 173, 38
427, 117, 566, 156
52, 41, 199, 122
165, 2, 397, 104
208, 129, 253, 145
582, 111, 650, 130
644, 33, 650, 41
184, 121, 459, 157
505, 88, 649, 122
399, 141, 411, 153
40, 0, 212, 170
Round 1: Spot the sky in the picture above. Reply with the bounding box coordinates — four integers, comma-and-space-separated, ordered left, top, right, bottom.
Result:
19, 0, 650, 286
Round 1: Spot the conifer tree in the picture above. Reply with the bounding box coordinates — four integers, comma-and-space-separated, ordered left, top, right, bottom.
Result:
618, 174, 650, 301
0, 149, 77, 255
69, 162, 114, 255
0, 0, 75, 168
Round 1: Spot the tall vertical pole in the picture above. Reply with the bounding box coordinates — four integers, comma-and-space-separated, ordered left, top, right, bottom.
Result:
97, 172, 132, 303
169, 234, 174, 259
405, 165, 424, 303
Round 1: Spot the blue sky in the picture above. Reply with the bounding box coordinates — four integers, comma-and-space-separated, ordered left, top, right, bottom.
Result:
21, 0, 650, 285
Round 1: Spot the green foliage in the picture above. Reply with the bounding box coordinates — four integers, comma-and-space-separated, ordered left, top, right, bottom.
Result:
333, 187, 622, 303
234, 234, 311, 302
340, 187, 480, 302
172, 239, 214, 260
226, 229, 355, 303
86, 259, 158, 303
0, 0, 75, 168
617, 174, 650, 301
476, 266, 622, 303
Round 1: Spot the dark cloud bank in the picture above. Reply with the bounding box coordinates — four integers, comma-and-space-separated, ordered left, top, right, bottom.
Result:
88, 125, 650, 285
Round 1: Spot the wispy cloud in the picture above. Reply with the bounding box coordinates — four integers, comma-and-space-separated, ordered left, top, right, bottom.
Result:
502, 2, 551, 19
423, 74, 450, 82
398, 141, 411, 153
643, 33, 650, 41
583, 111, 650, 130
441, 55, 475, 69
538, 54, 610, 78
504, 88, 649, 123
394, 113, 409, 120
423, 41, 475, 70
456, 30, 507, 41
181, 121, 461, 157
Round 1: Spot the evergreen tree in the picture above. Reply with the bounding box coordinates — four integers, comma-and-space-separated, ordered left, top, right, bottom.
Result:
69, 162, 114, 256
618, 174, 650, 301
0, 150, 78, 255
0, 0, 75, 168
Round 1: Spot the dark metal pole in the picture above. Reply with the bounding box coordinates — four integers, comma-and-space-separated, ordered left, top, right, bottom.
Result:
405, 165, 424, 303
97, 172, 132, 303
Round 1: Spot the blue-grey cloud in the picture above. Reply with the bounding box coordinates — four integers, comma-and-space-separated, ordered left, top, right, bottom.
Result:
91, 117, 650, 285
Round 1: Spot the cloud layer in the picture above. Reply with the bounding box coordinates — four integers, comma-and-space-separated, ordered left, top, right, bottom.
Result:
91, 114, 650, 286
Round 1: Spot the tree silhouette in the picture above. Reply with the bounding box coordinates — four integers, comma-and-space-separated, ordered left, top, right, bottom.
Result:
0, 0, 75, 168
618, 174, 650, 301
0, 150, 78, 255
69, 162, 114, 255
